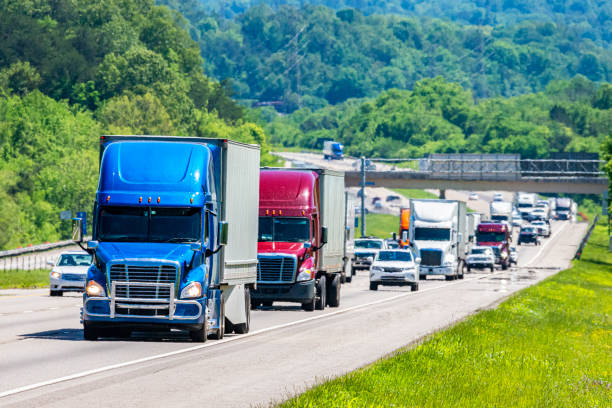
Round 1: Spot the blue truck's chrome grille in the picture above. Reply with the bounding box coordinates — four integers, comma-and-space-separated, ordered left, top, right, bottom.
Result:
62, 273, 86, 281
420, 250, 442, 266
257, 256, 296, 283
109, 264, 177, 299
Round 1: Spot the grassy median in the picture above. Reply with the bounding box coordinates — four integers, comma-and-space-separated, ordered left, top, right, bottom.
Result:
281, 225, 612, 407
0, 269, 50, 289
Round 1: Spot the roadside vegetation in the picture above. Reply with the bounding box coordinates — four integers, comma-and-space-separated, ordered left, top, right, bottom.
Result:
356, 213, 396, 239
0, 270, 50, 289
393, 189, 438, 200
281, 224, 612, 407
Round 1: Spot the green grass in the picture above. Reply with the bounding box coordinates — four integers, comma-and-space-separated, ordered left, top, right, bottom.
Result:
393, 189, 438, 200
281, 225, 612, 407
356, 213, 398, 239
0, 269, 50, 289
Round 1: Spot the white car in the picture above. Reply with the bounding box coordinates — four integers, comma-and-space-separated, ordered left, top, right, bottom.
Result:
466, 246, 495, 272
531, 220, 551, 237
492, 193, 504, 201
509, 246, 518, 265
49, 251, 93, 296
369, 250, 419, 291
353, 237, 387, 270
511, 215, 523, 228
468, 192, 479, 200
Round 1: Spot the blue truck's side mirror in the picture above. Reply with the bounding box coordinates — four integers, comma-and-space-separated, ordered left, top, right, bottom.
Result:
87, 241, 99, 250
190, 242, 202, 252
219, 221, 229, 246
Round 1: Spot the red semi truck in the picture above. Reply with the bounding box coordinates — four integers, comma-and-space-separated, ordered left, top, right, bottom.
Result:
476, 222, 511, 270
251, 168, 348, 311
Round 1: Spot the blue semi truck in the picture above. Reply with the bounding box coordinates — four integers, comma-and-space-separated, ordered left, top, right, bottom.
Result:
75, 135, 260, 342
323, 141, 344, 160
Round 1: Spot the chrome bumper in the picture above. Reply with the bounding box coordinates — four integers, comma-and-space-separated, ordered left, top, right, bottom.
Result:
84, 281, 202, 321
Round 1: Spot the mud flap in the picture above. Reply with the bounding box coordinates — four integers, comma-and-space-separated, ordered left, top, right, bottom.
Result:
222, 284, 247, 327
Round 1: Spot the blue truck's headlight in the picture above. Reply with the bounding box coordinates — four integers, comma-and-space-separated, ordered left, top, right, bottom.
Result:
181, 282, 202, 299
86, 281, 106, 297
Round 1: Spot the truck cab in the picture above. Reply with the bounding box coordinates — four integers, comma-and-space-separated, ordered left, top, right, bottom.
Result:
398, 208, 410, 248
323, 141, 344, 160
79, 136, 259, 342
476, 222, 511, 270
252, 168, 346, 311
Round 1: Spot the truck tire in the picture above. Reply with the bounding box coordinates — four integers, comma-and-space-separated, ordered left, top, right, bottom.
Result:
411, 284, 419, 292
445, 275, 455, 281
190, 317, 208, 343
327, 274, 341, 308
233, 288, 251, 334
344, 262, 353, 283
210, 298, 225, 340
369, 282, 378, 291
467, 266, 471, 272
83, 322, 99, 341
490, 265, 495, 272
315, 277, 326, 310
419, 275, 426, 280
502, 262, 508, 270
302, 297, 315, 311
457, 262, 464, 279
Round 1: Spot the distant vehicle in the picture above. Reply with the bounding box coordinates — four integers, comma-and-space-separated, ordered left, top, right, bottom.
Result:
355, 205, 370, 215
466, 212, 482, 242
369, 250, 419, 291
518, 226, 540, 246
554, 197, 573, 220
323, 140, 344, 160
476, 222, 511, 270
398, 208, 410, 248
49, 251, 93, 296
468, 192, 479, 200
352, 159, 376, 171
509, 246, 518, 265
490, 201, 513, 224
373, 200, 383, 210
385, 239, 400, 249
528, 208, 548, 221
516, 192, 537, 219
492, 193, 504, 201
531, 220, 551, 237
353, 237, 387, 270
386, 195, 401, 203
466, 246, 495, 272
511, 215, 523, 228
372, 197, 381, 204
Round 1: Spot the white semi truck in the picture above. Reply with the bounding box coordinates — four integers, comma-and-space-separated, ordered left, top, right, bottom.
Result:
490, 201, 513, 224
410, 199, 468, 281
516, 193, 537, 219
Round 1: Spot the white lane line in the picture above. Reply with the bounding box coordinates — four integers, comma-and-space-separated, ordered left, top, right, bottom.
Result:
524, 222, 570, 267
22, 311, 33, 314
0, 273, 490, 399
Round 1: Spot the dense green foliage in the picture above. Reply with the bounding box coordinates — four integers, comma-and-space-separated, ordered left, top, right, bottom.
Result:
197, 0, 611, 49
0, 0, 276, 249
266, 76, 611, 158
161, 1, 612, 110
281, 224, 612, 407
0, 269, 50, 289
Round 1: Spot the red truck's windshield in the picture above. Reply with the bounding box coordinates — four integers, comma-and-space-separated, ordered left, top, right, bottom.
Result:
477, 231, 506, 242
258, 217, 310, 243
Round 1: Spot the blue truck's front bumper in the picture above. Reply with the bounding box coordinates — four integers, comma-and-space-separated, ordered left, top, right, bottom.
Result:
83, 297, 204, 327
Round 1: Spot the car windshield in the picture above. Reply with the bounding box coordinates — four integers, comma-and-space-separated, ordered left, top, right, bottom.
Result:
470, 248, 489, 255
58, 254, 92, 266
476, 231, 506, 242
414, 228, 450, 241
355, 240, 383, 249
517, 203, 532, 208
377, 251, 413, 262
532, 221, 545, 225
98, 206, 201, 243
386, 241, 400, 249
258, 217, 310, 243
522, 228, 535, 233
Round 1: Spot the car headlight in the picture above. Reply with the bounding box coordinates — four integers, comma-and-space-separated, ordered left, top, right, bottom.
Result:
50, 271, 61, 279
501, 251, 508, 259
297, 269, 313, 282
86, 280, 106, 297
366, 256, 374, 262
180, 282, 202, 299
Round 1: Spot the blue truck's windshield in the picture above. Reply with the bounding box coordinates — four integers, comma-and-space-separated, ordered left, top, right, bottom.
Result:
258, 217, 310, 243
98, 206, 201, 243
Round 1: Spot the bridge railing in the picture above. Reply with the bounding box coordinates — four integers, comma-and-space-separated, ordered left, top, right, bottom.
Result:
368, 157, 605, 180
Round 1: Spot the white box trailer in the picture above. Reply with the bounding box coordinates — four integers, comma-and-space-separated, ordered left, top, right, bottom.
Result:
318, 169, 346, 274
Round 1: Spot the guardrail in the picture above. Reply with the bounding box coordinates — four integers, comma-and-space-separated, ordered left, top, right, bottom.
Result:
574, 215, 600, 260
0, 239, 78, 259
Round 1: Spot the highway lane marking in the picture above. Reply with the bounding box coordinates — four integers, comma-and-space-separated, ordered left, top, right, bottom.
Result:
0, 273, 496, 399
0, 223, 573, 399
524, 222, 570, 267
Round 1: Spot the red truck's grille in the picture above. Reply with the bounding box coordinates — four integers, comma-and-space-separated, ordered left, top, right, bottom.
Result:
257, 255, 296, 283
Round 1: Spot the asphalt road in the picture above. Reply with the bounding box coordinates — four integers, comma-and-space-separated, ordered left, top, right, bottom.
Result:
0, 219, 585, 407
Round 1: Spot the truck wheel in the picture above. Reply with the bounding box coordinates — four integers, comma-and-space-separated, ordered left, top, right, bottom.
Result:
419, 275, 426, 280
190, 317, 208, 343
315, 277, 326, 310
233, 288, 251, 334
327, 274, 341, 308
457, 263, 464, 279
502, 262, 508, 270
467, 266, 471, 272
302, 297, 315, 311
411, 284, 419, 292
445, 275, 455, 281
490, 265, 495, 272
369, 282, 378, 291
83, 322, 99, 341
